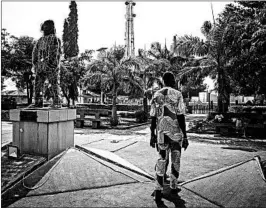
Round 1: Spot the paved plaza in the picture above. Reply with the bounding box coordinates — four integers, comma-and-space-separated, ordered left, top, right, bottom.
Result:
1, 117, 266, 207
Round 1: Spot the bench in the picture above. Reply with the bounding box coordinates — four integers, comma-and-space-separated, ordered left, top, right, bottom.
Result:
76, 109, 110, 129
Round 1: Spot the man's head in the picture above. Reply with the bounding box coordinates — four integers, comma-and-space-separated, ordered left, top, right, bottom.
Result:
41, 20, 56, 36
163, 71, 176, 88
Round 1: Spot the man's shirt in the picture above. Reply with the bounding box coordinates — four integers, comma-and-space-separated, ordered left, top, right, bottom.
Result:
150, 87, 186, 144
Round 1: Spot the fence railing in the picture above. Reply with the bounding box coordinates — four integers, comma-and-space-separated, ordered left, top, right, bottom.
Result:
189, 104, 216, 114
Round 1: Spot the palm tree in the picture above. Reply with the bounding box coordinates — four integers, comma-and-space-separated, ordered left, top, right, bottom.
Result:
136, 48, 170, 119
174, 19, 232, 113
136, 41, 194, 118
82, 46, 142, 126
60, 50, 94, 107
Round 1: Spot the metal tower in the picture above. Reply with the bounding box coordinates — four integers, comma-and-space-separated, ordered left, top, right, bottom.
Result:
124, 0, 136, 58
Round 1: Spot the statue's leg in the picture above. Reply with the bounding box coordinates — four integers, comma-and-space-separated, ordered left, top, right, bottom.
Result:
34, 72, 45, 107
48, 68, 61, 108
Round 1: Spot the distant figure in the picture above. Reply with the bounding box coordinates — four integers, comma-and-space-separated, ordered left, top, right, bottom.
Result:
150, 71, 189, 203
32, 20, 62, 108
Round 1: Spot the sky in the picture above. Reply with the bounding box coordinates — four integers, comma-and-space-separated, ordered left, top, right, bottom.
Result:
2, 1, 231, 52
2, 1, 232, 90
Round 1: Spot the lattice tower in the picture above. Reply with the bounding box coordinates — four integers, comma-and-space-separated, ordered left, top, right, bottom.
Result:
124, 0, 136, 58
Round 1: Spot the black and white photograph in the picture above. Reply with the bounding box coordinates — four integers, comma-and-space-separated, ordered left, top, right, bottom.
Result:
1, 1, 266, 207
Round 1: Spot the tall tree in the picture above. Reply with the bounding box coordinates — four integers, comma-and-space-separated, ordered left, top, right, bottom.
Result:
136, 41, 195, 119
60, 50, 93, 107
175, 24, 231, 112
63, 0, 79, 58
61, 0, 80, 105
175, 2, 266, 112
222, 2, 266, 96
137, 48, 170, 120
1, 33, 35, 104
83, 46, 142, 126
1, 28, 13, 88
62, 19, 70, 59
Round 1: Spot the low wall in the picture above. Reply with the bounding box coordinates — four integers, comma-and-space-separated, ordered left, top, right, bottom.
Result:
76, 103, 146, 112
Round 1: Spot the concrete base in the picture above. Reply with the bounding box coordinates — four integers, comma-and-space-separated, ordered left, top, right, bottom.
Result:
9, 108, 76, 160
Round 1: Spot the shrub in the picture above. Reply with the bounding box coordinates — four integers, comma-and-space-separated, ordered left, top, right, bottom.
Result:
110, 117, 119, 126
135, 110, 146, 123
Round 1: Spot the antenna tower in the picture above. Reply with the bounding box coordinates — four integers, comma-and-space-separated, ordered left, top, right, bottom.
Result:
124, 0, 136, 58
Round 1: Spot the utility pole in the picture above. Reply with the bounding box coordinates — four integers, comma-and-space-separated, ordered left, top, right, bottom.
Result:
124, 0, 136, 58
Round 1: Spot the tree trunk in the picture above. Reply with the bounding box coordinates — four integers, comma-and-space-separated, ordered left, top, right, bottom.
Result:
217, 66, 229, 113
62, 89, 70, 107
143, 93, 148, 122
29, 81, 34, 104
101, 91, 104, 104
142, 76, 148, 122
111, 85, 118, 126
26, 81, 30, 105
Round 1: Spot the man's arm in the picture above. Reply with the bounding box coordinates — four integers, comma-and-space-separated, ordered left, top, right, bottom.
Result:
150, 116, 157, 148
149, 99, 157, 148
176, 114, 187, 138
177, 92, 189, 150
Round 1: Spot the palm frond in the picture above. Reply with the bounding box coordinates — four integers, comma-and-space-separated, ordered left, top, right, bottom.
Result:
175, 35, 208, 57
82, 73, 102, 87
122, 57, 141, 71
87, 60, 112, 74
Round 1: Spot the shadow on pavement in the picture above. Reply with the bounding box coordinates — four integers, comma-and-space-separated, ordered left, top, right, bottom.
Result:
1, 154, 62, 208
221, 146, 258, 152
154, 185, 186, 208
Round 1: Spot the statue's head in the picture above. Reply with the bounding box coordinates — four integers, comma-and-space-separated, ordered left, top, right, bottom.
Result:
41, 20, 56, 36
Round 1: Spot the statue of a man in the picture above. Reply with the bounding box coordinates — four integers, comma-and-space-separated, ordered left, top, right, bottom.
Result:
32, 20, 62, 108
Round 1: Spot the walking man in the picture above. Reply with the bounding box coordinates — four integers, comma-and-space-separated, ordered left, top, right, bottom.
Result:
150, 71, 189, 203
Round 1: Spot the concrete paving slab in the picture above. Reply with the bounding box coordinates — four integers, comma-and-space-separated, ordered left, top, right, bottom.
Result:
181, 156, 266, 207
116, 141, 158, 176
76, 145, 154, 180
2, 148, 142, 207
86, 152, 152, 183
8, 182, 218, 208
115, 140, 266, 182
180, 142, 266, 181
22, 148, 137, 196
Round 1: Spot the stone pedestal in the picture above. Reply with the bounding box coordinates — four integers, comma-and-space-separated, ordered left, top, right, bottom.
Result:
9, 108, 76, 160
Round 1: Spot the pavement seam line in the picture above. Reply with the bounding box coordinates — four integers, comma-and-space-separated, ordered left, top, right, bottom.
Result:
111, 141, 138, 153
76, 147, 146, 183
75, 145, 154, 181
22, 181, 140, 199
180, 157, 259, 186
78, 138, 104, 146
181, 186, 224, 208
